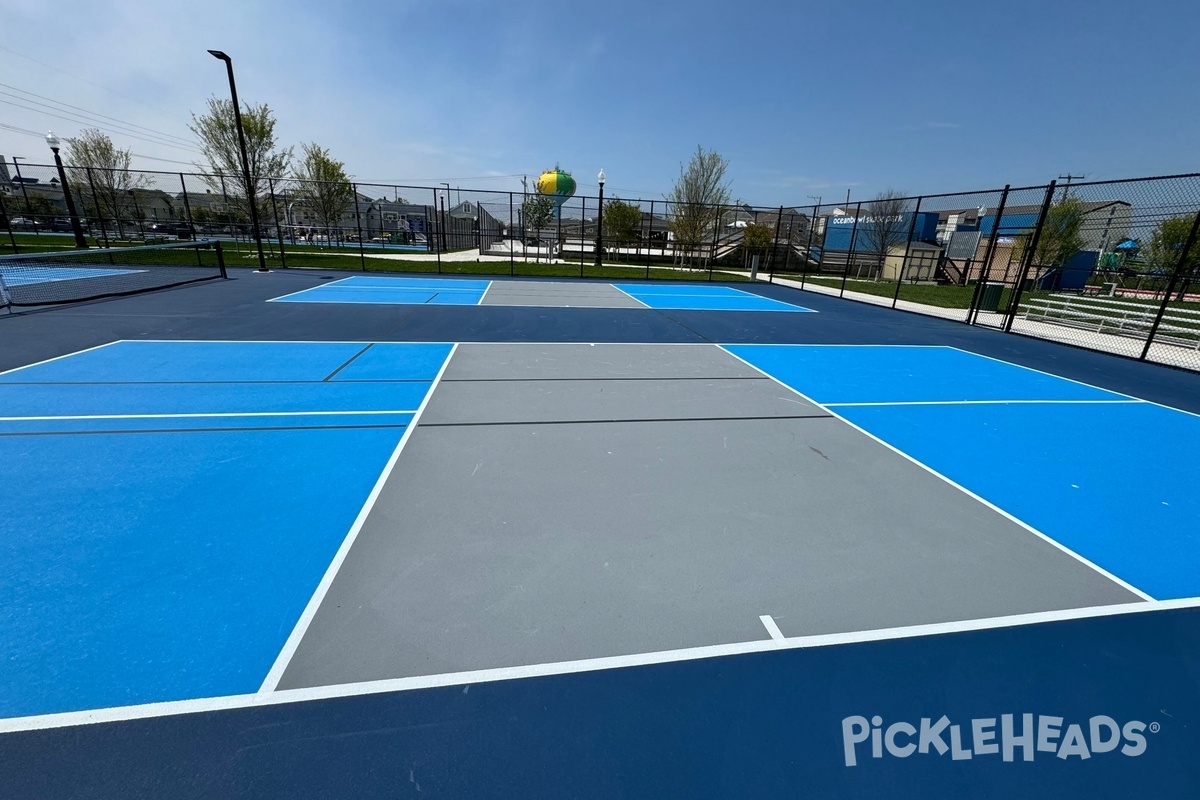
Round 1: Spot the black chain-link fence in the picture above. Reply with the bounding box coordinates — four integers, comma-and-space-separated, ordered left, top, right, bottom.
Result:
3, 162, 1198, 371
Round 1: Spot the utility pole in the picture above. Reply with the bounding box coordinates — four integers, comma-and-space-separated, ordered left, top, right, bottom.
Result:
1058, 174, 1085, 202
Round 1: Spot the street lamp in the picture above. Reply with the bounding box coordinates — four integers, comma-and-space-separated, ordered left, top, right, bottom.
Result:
45, 132, 88, 248
594, 168, 605, 266
207, 49, 268, 272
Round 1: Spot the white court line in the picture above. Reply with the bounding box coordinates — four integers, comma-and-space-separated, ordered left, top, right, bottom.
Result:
0, 340, 122, 378
5, 597, 1197, 735
717, 345, 1156, 602
472, 281, 492, 307
0, 410, 419, 422
608, 284, 653, 308
759, 615, 785, 641
257, 343, 460, 693
265, 276, 358, 303
950, 346, 1200, 419
824, 399, 1145, 408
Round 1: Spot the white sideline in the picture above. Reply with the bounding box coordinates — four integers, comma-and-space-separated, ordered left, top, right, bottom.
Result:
257, 343, 460, 693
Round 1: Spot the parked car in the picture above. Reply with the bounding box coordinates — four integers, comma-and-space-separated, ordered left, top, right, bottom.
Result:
49, 218, 90, 233
9, 216, 43, 231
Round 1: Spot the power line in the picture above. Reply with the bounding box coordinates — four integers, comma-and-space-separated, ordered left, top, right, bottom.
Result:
0, 92, 199, 151
0, 44, 186, 123
0, 83, 196, 147
0, 97, 203, 154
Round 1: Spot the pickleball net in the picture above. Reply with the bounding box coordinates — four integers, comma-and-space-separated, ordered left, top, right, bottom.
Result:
0, 240, 227, 308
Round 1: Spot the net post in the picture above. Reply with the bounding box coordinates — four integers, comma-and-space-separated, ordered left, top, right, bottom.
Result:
215, 240, 228, 278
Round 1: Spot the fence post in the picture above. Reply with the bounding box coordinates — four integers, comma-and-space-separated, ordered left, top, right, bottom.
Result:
800, 204, 819, 290
352, 184, 366, 271
966, 185, 1010, 324
646, 200, 654, 280
891, 196, 923, 308
86, 169, 111, 255
177, 172, 195, 249
509, 192, 515, 276
580, 195, 588, 278
708, 204, 723, 282
11, 160, 38, 237
440, 195, 448, 272
0, 192, 17, 253
266, 177, 287, 269
1003, 181, 1056, 333
1140, 207, 1200, 361
768, 206, 785, 282
840, 203, 863, 298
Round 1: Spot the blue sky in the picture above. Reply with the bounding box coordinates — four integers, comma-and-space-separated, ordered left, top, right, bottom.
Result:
1, 0, 1197, 206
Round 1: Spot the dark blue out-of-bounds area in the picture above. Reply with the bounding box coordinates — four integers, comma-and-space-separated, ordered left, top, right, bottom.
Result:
2, 270, 1200, 798
727, 344, 1199, 600
2, 603, 1198, 799
0, 340, 450, 718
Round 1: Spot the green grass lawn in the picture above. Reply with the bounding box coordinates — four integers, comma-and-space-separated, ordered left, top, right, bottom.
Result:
799, 276, 978, 308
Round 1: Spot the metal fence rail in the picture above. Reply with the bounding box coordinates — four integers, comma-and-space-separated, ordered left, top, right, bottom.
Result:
2, 162, 1198, 371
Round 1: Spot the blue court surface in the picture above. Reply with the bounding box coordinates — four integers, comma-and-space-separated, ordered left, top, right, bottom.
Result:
0, 340, 452, 718
615, 283, 814, 312
4, 335, 1200, 799
269, 275, 815, 311
270, 275, 491, 305
0, 265, 141, 287
726, 344, 1200, 600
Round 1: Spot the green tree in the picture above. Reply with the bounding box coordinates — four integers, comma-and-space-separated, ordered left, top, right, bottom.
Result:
522, 195, 555, 262
290, 143, 354, 242
189, 97, 292, 222
601, 199, 642, 261
859, 190, 909, 280
1146, 214, 1200, 298
1146, 215, 1200, 275
665, 145, 731, 268
63, 128, 149, 236
741, 222, 774, 269
1015, 197, 1085, 270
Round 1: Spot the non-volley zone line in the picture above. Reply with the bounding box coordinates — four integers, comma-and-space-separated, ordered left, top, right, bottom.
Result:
724, 343, 1199, 601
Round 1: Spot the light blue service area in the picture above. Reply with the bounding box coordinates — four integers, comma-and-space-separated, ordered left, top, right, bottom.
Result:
726, 343, 1197, 600
613, 284, 813, 312
0, 339, 452, 719
0, 266, 141, 287
724, 344, 1128, 404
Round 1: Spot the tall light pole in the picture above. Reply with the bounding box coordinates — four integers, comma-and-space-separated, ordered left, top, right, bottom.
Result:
594, 169, 605, 266
207, 49, 268, 272
45, 132, 88, 248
